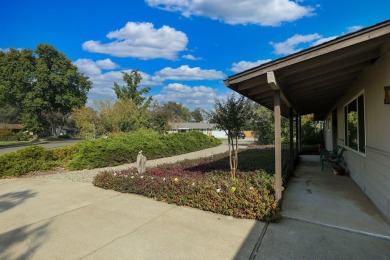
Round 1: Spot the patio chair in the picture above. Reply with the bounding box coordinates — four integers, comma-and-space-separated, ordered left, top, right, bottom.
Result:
320, 146, 346, 171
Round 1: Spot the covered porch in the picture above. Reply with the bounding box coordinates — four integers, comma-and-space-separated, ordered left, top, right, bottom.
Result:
283, 155, 390, 238
224, 20, 390, 220
247, 155, 390, 259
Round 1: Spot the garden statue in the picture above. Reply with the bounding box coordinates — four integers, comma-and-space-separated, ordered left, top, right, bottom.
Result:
137, 150, 147, 174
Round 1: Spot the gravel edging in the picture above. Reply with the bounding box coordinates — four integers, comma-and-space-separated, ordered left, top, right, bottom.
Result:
32, 143, 231, 183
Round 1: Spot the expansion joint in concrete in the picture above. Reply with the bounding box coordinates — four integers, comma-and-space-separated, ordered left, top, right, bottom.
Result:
249, 222, 269, 260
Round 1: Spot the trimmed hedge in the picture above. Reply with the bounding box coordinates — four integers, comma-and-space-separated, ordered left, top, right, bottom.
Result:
0, 130, 221, 177
0, 146, 59, 177
0, 129, 30, 141
93, 148, 285, 222
68, 130, 221, 170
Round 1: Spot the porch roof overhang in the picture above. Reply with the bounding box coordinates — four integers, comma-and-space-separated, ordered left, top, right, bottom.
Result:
224, 20, 390, 120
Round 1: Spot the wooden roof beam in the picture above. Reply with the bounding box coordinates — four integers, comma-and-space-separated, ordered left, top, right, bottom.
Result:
267, 71, 292, 108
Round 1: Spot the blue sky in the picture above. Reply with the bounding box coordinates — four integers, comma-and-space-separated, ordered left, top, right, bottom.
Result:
1, 0, 389, 110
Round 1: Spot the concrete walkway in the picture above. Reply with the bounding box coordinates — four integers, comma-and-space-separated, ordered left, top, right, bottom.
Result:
252, 155, 390, 259
1, 152, 390, 259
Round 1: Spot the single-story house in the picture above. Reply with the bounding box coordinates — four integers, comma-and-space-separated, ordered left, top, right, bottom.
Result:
168, 122, 228, 138
224, 20, 390, 220
0, 123, 23, 132
168, 122, 216, 135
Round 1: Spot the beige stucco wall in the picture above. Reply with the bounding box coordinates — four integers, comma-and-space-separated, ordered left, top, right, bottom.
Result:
325, 47, 390, 220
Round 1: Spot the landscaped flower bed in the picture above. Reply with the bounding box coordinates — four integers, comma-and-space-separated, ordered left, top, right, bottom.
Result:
93, 147, 290, 222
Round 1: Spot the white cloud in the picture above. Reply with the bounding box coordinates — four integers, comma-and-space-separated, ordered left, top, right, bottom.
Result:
76, 62, 162, 101
154, 83, 217, 109
145, 0, 314, 26
82, 22, 188, 60
270, 33, 322, 55
0, 48, 10, 53
96, 59, 119, 70
154, 65, 226, 81
90, 70, 162, 95
269, 24, 369, 56
347, 25, 363, 33
73, 58, 119, 75
87, 71, 121, 97
182, 54, 202, 60
230, 59, 272, 73
75, 59, 225, 104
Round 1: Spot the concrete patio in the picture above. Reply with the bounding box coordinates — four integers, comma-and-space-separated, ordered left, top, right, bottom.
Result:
252, 155, 390, 259
0, 155, 389, 259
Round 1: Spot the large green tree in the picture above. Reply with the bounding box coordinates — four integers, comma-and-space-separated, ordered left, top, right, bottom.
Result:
301, 114, 324, 145
96, 99, 143, 133
72, 106, 99, 139
149, 101, 192, 132
190, 108, 204, 122
0, 44, 92, 136
0, 105, 21, 124
113, 70, 152, 109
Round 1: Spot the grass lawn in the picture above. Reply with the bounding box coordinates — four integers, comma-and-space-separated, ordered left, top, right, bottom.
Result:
94, 146, 291, 222
0, 140, 37, 148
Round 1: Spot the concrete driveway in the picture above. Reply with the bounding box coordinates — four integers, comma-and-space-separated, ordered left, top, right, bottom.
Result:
0, 178, 261, 259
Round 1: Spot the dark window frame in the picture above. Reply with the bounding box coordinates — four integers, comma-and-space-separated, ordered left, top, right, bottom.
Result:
344, 92, 366, 154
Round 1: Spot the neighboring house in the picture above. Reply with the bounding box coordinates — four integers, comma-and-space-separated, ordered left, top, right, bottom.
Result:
224, 20, 390, 220
0, 123, 23, 132
168, 122, 217, 136
168, 122, 228, 138
56, 127, 78, 136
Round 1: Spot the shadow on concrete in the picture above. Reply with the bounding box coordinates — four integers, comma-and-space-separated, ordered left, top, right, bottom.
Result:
0, 221, 51, 259
233, 221, 266, 260
0, 190, 37, 213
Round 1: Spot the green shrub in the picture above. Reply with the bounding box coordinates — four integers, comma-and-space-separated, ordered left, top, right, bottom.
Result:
16, 131, 31, 141
300, 144, 321, 155
0, 146, 59, 177
53, 145, 81, 163
0, 129, 30, 141
0, 128, 14, 141
0, 130, 221, 177
68, 131, 221, 170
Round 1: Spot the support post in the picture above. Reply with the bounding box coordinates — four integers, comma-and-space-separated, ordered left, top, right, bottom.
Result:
298, 116, 302, 153
295, 114, 299, 156
289, 108, 294, 176
274, 91, 282, 201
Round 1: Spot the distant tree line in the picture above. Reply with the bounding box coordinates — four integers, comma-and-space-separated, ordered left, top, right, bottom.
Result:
72, 69, 207, 139
0, 43, 322, 144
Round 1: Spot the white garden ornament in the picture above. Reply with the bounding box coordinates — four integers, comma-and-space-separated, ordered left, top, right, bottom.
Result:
136, 150, 147, 174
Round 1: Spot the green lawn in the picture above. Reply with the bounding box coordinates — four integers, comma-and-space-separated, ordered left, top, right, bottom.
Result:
0, 140, 35, 148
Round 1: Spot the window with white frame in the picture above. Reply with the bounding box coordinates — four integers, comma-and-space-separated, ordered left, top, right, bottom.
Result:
344, 93, 365, 153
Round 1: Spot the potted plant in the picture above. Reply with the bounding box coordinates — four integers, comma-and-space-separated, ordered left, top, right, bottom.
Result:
333, 163, 345, 175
